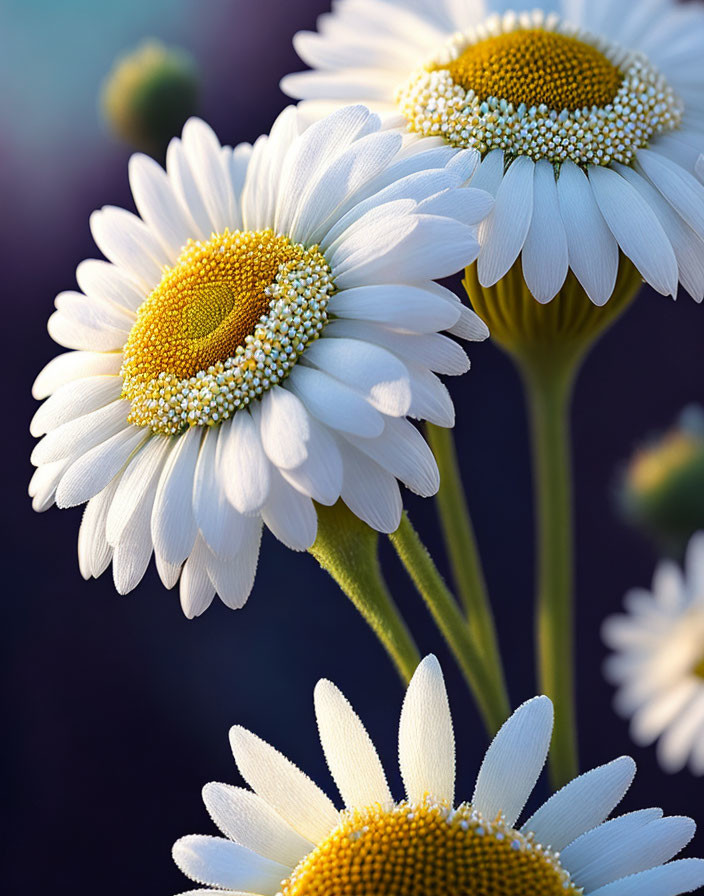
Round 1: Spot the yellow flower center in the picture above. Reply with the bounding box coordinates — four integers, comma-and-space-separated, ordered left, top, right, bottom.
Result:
629, 433, 701, 496
442, 29, 622, 111
279, 799, 579, 896
121, 229, 333, 434
396, 14, 683, 167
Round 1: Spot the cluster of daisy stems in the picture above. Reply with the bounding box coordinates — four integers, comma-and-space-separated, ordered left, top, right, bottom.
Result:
33, 7, 704, 886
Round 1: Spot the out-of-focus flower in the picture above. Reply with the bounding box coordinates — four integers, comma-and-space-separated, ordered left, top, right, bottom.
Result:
29, 106, 493, 617
173, 655, 703, 895
283, 0, 704, 305
619, 406, 704, 555
603, 533, 704, 776
101, 40, 199, 157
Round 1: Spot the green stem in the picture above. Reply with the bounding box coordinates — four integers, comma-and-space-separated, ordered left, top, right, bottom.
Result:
522, 357, 579, 788
425, 423, 508, 701
389, 514, 510, 734
310, 501, 420, 683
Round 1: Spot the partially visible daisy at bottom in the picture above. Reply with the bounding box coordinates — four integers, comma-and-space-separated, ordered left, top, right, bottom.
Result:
173, 656, 703, 896
30, 105, 492, 617
603, 533, 704, 776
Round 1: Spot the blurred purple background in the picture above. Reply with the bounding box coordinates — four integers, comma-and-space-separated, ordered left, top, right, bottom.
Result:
3, 0, 704, 891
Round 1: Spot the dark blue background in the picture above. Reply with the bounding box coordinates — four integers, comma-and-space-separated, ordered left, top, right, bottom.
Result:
3, 1, 703, 891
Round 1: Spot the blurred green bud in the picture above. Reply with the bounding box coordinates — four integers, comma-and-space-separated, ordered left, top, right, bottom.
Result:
619, 405, 704, 556
101, 40, 199, 158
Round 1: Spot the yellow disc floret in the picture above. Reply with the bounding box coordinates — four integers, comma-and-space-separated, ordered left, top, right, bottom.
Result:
444, 29, 622, 111
279, 798, 581, 896
121, 229, 334, 434
396, 12, 683, 167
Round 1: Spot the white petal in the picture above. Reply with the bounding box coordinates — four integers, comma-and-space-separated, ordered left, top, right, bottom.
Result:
30, 375, 122, 436
29, 458, 70, 513
523, 756, 636, 851
31, 399, 131, 466
259, 386, 312, 469
180, 535, 216, 618
588, 859, 704, 896
521, 159, 568, 303
193, 426, 247, 556
637, 148, 704, 240
229, 726, 339, 843
564, 814, 695, 892
472, 696, 553, 828
151, 427, 201, 566
557, 160, 618, 304
105, 436, 171, 545
218, 411, 272, 515
172, 835, 288, 894
181, 118, 234, 234
398, 655, 455, 805
286, 365, 384, 438
207, 519, 262, 610
314, 679, 392, 809
406, 363, 454, 427
478, 155, 534, 286
278, 408, 343, 506
112, 477, 158, 595
77, 476, 120, 579
589, 165, 678, 297
32, 351, 123, 400
89, 206, 166, 289
261, 470, 317, 551
55, 426, 146, 508
128, 153, 195, 258
657, 688, 704, 773
202, 783, 313, 867
166, 138, 211, 239
75, 259, 145, 313
337, 438, 402, 533
304, 337, 411, 417
329, 284, 460, 331
48, 299, 130, 352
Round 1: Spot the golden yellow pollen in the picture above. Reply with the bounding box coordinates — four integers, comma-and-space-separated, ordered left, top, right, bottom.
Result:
279, 799, 579, 896
441, 29, 622, 111
121, 229, 334, 434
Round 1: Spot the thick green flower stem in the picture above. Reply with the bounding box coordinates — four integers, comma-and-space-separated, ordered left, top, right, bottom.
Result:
310, 501, 421, 683
389, 514, 510, 735
425, 423, 508, 702
523, 358, 579, 788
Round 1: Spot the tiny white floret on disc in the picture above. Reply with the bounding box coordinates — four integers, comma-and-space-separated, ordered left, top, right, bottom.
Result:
603, 532, 704, 776
283, 0, 704, 305
30, 104, 493, 615
172, 655, 704, 895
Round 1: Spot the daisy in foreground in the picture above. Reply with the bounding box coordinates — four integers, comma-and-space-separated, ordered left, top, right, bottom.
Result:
29, 106, 493, 617
603, 533, 704, 777
283, 0, 704, 304
173, 656, 704, 896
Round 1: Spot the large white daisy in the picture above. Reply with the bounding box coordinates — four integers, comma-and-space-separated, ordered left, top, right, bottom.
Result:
283, 0, 704, 304
603, 532, 704, 777
29, 106, 493, 617
172, 655, 703, 895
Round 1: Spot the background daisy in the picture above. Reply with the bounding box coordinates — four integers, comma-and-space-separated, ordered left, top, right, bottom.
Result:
283, 0, 704, 304
604, 532, 704, 777
173, 655, 704, 895
30, 105, 493, 618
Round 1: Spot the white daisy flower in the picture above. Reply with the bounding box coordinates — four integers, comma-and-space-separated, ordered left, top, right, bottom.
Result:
282, 0, 704, 304
29, 106, 492, 617
603, 532, 704, 777
172, 655, 704, 896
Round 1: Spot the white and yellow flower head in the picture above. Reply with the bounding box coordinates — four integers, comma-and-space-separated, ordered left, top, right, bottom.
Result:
29, 106, 493, 617
283, 0, 704, 304
603, 533, 704, 777
173, 655, 704, 895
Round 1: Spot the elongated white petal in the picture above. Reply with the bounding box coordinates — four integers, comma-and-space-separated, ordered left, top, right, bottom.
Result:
589, 165, 678, 297
217, 411, 271, 515
206, 518, 262, 611
31, 375, 122, 437
329, 284, 460, 332
106, 436, 172, 545
172, 835, 288, 894
522, 159, 568, 303
193, 426, 247, 556
637, 148, 704, 240
588, 859, 704, 896
261, 470, 317, 551
151, 427, 201, 566
399, 655, 455, 805
337, 438, 402, 533
523, 756, 636, 851
557, 160, 618, 304
315, 679, 392, 809
180, 535, 216, 619
32, 351, 123, 400
473, 696, 553, 828
77, 476, 121, 579
286, 365, 384, 438
75, 259, 145, 313
181, 118, 235, 235
229, 726, 339, 844
259, 386, 312, 470
31, 400, 131, 466
478, 155, 534, 286
202, 783, 313, 867
90, 206, 166, 289
128, 153, 195, 258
